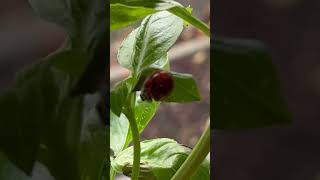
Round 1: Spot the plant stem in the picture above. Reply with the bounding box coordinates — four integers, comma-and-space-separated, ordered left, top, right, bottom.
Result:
171, 120, 210, 180
125, 93, 140, 180
128, 115, 140, 180
169, 8, 210, 37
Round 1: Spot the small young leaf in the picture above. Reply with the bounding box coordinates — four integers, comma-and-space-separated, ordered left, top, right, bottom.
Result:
212, 38, 292, 130
112, 138, 210, 180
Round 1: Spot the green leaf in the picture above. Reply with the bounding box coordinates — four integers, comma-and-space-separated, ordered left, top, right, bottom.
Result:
110, 0, 182, 31
162, 72, 201, 103
110, 111, 130, 156
117, 28, 139, 70
112, 138, 210, 180
110, 78, 135, 116
117, 11, 183, 73
212, 38, 292, 130
110, 4, 155, 32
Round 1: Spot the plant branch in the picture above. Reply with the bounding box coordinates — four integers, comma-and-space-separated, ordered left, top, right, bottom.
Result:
169, 8, 210, 37
171, 119, 210, 180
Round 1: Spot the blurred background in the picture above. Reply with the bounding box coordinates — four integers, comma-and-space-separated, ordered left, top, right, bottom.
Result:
0, 1, 65, 94
213, 0, 320, 180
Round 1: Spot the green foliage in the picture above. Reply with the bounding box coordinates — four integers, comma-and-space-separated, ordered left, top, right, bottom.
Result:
110, 0, 209, 36
0, 0, 108, 179
110, 2, 208, 179
112, 138, 210, 179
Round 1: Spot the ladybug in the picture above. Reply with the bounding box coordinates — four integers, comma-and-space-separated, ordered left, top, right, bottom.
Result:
140, 71, 174, 101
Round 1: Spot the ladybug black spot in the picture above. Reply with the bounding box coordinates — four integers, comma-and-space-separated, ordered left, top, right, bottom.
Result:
141, 71, 174, 101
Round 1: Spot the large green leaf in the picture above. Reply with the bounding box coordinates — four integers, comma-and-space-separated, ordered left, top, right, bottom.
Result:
212, 38, 291, 130
117, 11, 183, 73
112, 138, 210, 180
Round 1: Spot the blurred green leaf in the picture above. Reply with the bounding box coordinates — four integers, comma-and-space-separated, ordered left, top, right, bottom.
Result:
29, 0, 108, 95
112, 138, 210, 180
0, 0, 109, 177
79, 94, 108, 180
0, 152, 54, 180
212, 38, 291, 130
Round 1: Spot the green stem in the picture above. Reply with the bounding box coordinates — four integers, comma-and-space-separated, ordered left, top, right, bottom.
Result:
171, 120, 210, 180
125, 93, 140, 180
128, 114, 140, 180
169, 7, 210, 37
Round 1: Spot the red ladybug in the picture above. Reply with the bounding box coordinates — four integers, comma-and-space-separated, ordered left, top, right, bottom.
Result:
141, 71, 174, 101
